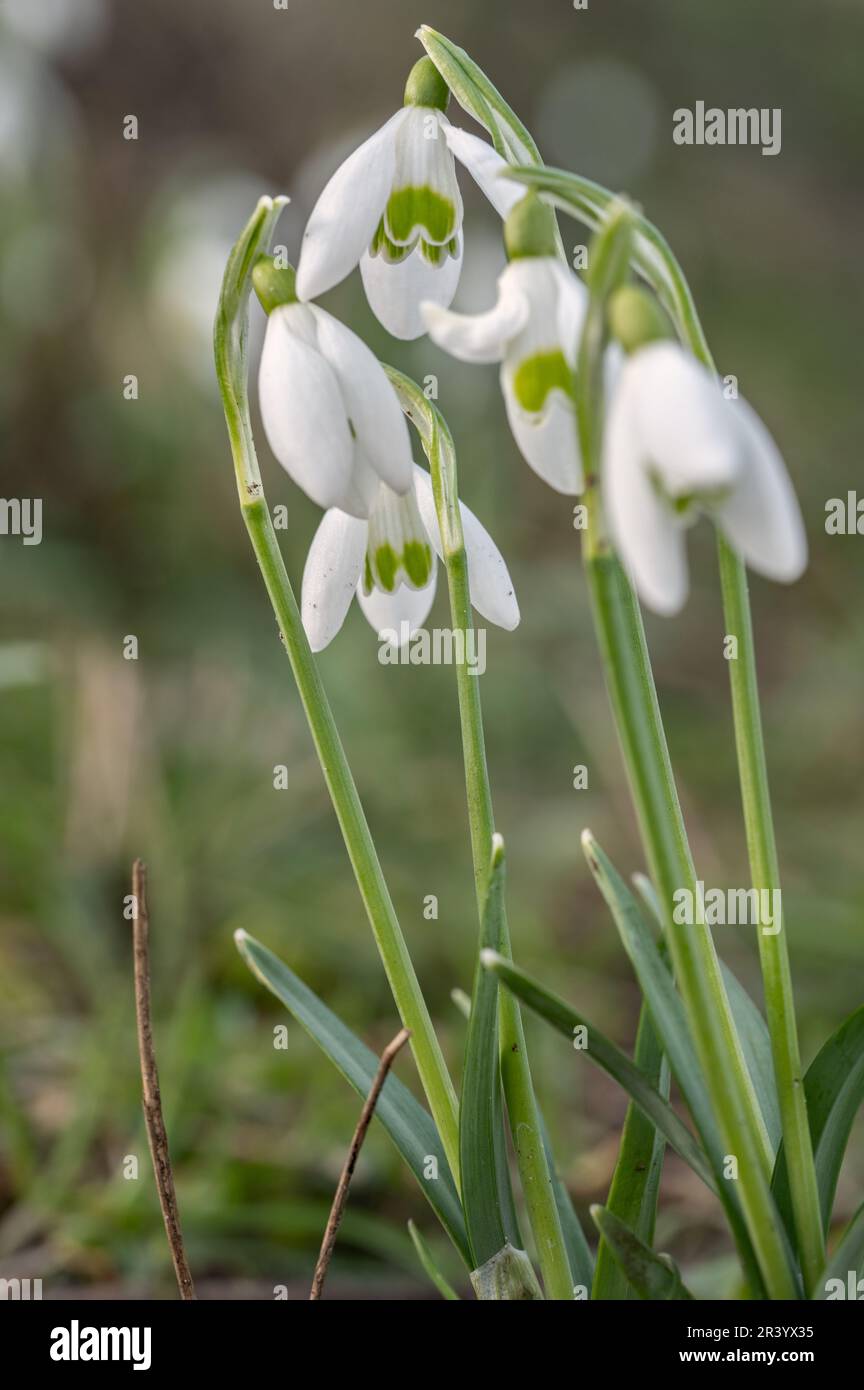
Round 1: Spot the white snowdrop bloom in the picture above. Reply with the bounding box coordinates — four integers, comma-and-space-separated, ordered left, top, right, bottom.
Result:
422, 249, 590, 495
296, 58, 523, 340
301, 465, 520, 651
254, 260, 413, 518
603, 341, 807, 615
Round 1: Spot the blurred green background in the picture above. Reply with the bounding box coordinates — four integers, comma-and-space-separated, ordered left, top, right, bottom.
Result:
1, 0, 861, 1297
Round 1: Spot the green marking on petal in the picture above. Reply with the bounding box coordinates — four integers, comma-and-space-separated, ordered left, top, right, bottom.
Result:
403, 540, 433, 589
512, 350, 574, 414
370, 218, 413, 263
373, 544, 399, 593
386, 186, 457, 248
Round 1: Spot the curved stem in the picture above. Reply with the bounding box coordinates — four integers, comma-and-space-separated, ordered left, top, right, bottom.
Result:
214, 201, 460, 1183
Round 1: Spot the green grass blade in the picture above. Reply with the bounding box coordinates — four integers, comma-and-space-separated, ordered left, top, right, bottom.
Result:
591, 1206, 693, 1301
481, 950, 715, 1190
235, 930, 471, 1265
593, 1003, 668, 1300
773, 1005, 864, 1234
408, 1220, 461, 1300
460, 836, 511, 1265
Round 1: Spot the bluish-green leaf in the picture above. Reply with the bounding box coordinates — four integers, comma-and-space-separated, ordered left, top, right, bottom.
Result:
593, 1001, 668, 1300
235, 930, 470, 1265
460, 837, 511, 1265
815, 1201, 864, 1300
591, 1206, 693, 1301
773, 1005, 864, 1235
480, 950, 715, 1190
408, 1220, 461, 1300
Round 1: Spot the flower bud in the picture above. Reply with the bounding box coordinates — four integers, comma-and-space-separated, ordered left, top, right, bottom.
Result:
503, 191, 558, 260
607, 285, 672, 355
252, 255, 298, 314
403, 56, 450, 111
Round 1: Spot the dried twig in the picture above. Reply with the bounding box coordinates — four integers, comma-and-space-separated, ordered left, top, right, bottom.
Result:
131, 858, 196, 1300
310, 1027, 411, 1300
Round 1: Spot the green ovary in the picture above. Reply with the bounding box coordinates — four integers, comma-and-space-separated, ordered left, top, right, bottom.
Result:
512, 350, 573, 414
385, 185, 457, 248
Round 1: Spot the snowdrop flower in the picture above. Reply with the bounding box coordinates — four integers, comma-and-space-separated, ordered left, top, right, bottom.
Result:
603, 293, 807, 615
302, 465, 520, 650
296, 57, 523, 340
253, 256, 412, 518
421, 193, 591, 495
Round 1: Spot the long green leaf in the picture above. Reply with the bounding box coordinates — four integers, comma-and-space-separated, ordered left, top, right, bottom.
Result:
591, 1206, 693, 1301
593, 1002, 668, 1300
584, 834, 779, 1296
235, 930, 471, 1265
460, 837, 510, 1265
584, 834, 771, 1165
773, 1005, 864, 1234
408, 1221, 461, 1300
480, 950, 715, 1190
634, 872, 781, 1154
815, 1201, 864, 1300
538, 1113, 594, 1293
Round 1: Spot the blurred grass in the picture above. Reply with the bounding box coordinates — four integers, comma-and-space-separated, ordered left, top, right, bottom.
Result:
0, 0, 861, 1294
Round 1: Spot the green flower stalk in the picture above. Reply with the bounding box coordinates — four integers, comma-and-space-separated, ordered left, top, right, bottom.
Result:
386, 369, 574, 1301
214, 197, 460, 1183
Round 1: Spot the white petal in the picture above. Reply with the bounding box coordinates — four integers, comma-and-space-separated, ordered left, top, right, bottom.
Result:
258, 305, 354, 510
715, 397, 807, 583
442, 122, 524, 219
301, 510, 367, 651
360, 240, 462, 340
421, 260, 529, 363
549, 259, 589, 366
603, 379, 689, 615
309, 305, 413, 495
296, 109, 406, 301
357, 567, 438, 641
389, 108, 463, 246
413, 466, 520, 630
500, 356, 583, 494
623, 343, 740, 497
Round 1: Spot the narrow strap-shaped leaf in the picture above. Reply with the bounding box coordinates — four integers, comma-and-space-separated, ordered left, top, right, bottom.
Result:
235, 930, 471, 1265
584, 835, 779, 1295
460, 837, 512, 1265
408, 1220, 461, 1300
591, 1206, 693, 1301
814, 1201, 864, 1300
593, 1002, 668, 1300
538, 1112, 594, 1292
773, 1005, 864, 1234
634, 872, 781, 1155
481, 950, 715, 1191
584, 833, 772, 1167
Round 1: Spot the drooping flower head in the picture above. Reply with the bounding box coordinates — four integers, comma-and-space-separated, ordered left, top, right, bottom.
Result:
603, 286, 807, 615
253, 255, 413, 517
296, 58, 523, 340
422, 192, 594, 494
302, 465, 520, 650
